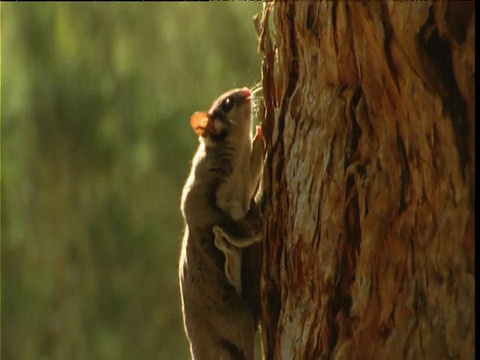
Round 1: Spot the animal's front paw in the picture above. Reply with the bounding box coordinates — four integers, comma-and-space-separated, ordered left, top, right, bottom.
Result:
213, 226, 229, 251
255, 125, 264, 142
213, 225, 225, 239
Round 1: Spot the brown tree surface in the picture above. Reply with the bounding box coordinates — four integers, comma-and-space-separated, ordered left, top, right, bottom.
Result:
256, 2, 474, 359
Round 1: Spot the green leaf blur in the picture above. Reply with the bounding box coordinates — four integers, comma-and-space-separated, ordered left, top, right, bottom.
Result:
1, 3, 262, 359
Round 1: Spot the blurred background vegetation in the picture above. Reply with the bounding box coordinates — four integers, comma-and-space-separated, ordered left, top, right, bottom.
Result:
1, 2, 263, 359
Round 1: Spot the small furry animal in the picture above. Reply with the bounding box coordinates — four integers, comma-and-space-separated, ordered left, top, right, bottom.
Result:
179, 87, 265, 360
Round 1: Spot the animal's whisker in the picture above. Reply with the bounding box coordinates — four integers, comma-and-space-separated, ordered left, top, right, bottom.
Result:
251, 85, 263, 96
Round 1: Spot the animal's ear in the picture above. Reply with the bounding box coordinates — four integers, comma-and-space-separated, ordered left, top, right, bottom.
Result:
190, 112, 212, 137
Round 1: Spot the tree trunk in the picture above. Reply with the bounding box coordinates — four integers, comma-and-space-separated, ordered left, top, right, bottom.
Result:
256, 1, 474, 359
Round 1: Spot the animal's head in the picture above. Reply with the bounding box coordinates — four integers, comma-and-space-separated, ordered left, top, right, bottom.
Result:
190, 87, 252, 143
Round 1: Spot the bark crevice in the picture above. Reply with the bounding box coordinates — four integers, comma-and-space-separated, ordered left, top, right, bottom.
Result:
417, 5, 470, 177
396, 128, 411, 213
380, 3, 399, 90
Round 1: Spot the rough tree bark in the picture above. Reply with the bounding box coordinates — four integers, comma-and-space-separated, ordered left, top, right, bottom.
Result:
256, 2, 474, 359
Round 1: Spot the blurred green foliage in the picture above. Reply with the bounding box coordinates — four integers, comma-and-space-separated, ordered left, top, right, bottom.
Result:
1, 3, 262, 359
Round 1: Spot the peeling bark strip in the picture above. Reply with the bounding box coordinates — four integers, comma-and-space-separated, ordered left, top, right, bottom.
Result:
258, 2, 474, 359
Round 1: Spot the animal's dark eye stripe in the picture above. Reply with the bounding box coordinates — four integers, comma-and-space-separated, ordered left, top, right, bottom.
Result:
221, 96, 234, 113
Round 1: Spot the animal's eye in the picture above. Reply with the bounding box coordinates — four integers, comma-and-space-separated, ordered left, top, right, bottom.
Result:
221, 96, 234, 113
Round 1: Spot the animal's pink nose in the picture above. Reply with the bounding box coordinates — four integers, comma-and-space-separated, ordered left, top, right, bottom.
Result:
242, 88, 252, 97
